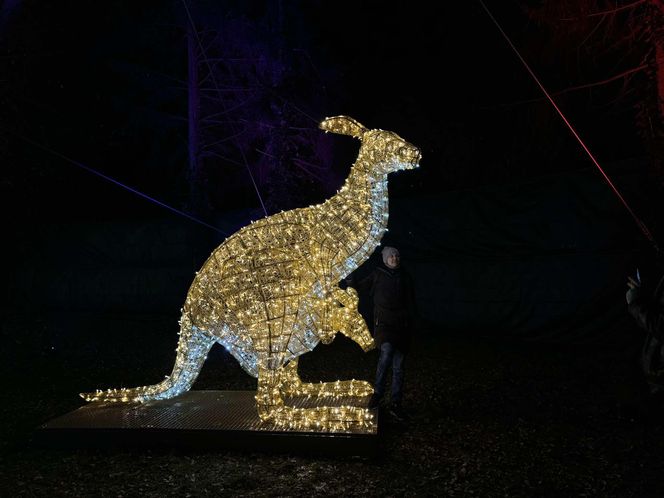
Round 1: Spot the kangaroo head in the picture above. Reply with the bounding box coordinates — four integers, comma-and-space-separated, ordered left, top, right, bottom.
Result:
319, 115, 421, 175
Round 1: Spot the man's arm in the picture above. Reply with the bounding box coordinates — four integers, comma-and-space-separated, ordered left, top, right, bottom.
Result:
627, 273, 664, 340
628, 299, 664, 340
405, 270, 418, 321
346, 270, 375, 294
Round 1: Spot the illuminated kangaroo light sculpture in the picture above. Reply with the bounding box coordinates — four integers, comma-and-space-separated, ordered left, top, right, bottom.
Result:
81, 116, 421, 430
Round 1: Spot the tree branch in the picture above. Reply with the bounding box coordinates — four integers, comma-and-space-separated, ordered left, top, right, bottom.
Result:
481, 64, 649, 110
557, 64, 647, 95
560, 0, 648, 21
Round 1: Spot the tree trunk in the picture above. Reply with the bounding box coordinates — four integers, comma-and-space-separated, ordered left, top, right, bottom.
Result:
187, 21, 205, 214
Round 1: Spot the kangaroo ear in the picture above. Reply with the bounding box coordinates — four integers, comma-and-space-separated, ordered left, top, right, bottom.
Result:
319, 115, 367, 140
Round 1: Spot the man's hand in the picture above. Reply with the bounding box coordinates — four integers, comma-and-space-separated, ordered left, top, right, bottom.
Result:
626, 275, 641, 305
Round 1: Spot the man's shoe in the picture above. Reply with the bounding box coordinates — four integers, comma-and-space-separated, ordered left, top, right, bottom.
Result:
388, 404, 408, 422
368, 394, 382, 410
617, 401, 641, 423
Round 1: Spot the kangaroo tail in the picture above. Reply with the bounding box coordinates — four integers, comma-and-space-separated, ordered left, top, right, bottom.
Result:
80, 317, 215, 403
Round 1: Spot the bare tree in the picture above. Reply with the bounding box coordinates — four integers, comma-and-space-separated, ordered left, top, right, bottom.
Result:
520, 0, 664, 187
182, 2, 336, 219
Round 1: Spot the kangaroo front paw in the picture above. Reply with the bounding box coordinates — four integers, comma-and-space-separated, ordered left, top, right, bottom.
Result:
344, 286, 359, 305
361, 338, 376, 352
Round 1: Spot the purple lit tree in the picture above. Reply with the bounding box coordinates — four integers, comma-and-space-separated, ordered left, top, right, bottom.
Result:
182, 2, 338, 220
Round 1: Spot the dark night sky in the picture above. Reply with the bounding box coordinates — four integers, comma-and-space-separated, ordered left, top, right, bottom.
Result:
2, 0, 651, 227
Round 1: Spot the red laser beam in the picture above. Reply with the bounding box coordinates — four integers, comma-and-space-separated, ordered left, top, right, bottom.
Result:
478, 0, 659, 250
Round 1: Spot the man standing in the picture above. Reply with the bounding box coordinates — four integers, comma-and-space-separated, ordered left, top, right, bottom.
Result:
626, 267, 664, 417
348, 245, 417, 421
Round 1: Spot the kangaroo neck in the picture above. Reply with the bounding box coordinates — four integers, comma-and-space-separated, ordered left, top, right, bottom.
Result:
325, 161, 389, 275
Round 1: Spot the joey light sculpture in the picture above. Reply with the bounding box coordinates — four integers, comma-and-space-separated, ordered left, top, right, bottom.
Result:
81, 115, 421, 431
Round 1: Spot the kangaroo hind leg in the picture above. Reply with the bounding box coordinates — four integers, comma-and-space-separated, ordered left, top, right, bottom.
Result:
256, 365, 374, 431
80, 321, 216, 403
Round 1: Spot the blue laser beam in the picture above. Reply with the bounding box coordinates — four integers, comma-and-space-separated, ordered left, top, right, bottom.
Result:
12, 131, 229, 236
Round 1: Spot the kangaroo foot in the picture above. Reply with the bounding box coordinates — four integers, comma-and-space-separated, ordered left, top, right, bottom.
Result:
283, 379, 373, 398
263, 405, 375, 431
280, 360, 372, 397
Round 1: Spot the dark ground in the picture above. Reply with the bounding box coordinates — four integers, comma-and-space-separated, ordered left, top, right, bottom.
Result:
1, 312, 664, 497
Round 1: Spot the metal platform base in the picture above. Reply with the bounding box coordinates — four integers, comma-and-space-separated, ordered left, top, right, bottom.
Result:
33, 391, 379, 457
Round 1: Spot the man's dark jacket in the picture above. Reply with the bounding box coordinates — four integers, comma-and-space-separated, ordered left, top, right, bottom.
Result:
352, 264, 417, 352
628, 273, 664, 390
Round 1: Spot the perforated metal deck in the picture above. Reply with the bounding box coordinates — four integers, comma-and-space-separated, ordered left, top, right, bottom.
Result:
34, 391, 379, 456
